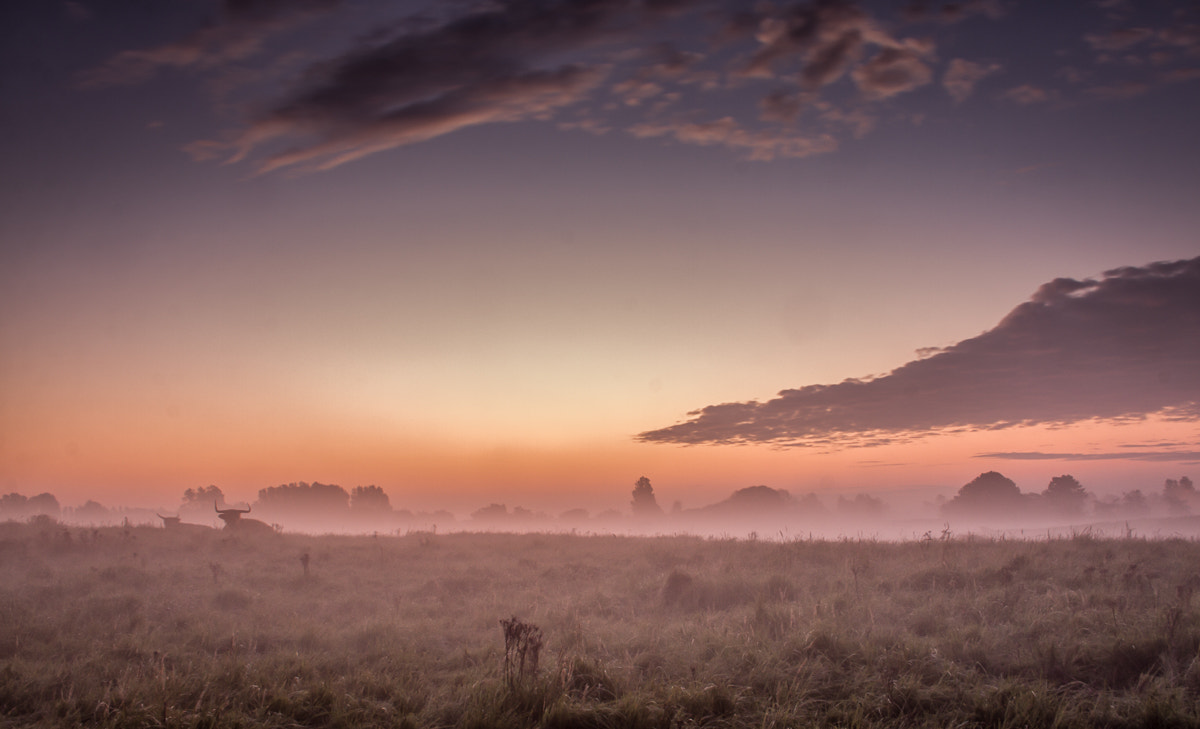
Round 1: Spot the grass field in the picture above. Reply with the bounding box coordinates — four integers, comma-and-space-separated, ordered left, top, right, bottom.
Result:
3, 520, 1200, 727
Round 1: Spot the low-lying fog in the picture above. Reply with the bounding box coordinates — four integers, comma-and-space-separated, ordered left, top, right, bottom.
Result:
3, 473, 1198, 541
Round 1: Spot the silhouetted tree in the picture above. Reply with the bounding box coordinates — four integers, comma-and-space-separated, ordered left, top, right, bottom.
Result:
942, 471, 1027, 519
631, 476, 663, 517
30, 493, 60, 516
1, 493, 61, 521
699, 485, 796, 515
1164, 476, 1196, 513
558, 508, 589, 525
180, 485, 223, 520
511, 506, 546, 522
0, 493, 28, 516
1122, 489, 1148, 514
471, 503, 509, 522
349, 485, 391, 512
255, 482, 350, 517
1042, 475, 1088, 517
594, 509, 623, 524
795, 492, 827, 514
837, 493, 886, 516
183, 484, 223, 504
72, 500, 111, 524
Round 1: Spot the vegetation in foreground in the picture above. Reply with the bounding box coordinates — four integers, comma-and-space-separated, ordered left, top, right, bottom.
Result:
3, 521, 1200, 728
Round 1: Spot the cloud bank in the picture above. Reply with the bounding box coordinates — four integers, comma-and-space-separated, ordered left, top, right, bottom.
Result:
160, 0, 979, 172
978, 451, 1200, 463
80, 0, 342, 88
85, 0, 1200, 171
638, 256, 1200, 448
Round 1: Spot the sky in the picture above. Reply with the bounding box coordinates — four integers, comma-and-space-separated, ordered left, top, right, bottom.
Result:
1, 0, 1198, 514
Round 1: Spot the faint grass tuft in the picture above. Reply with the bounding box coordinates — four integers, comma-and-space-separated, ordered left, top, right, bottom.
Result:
212, 589, 252, 611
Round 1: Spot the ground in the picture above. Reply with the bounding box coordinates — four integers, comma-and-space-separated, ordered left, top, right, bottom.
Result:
2, 521, 1200, 727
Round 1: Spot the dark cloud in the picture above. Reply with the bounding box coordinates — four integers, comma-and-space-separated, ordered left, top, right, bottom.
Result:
737, 0, 936, 100
1158, 25, 1200, 51
1085, 27, 1153, 52
800, 28, 864, 88
1074, 17, 1200, 100
1001, 83, 1052, 104
1164, 67, 1200, 83
851, 45, 933, 99
627, 117, 838, 161
95, 0, 1191, 169
638, 256, 1200, 448
63, 2, 91, 23
759, 89, 804, 122
611, 43, 708, 105
1084, 80, 1148, 100
192, 0, 659, 172
942, 58, 1001, 102
739, 1, 872, 83
901, 0, 1005, 24
80, 0, 341, 87
168, 0, 969, 169
257, 65, 604, 173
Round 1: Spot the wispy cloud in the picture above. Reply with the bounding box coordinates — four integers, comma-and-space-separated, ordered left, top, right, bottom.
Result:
942, 58, 1001, 103
1074, 13, 1200, 100
1085, 27, 1154, 52
64, 2, 92, 23
79, 0, 342, 88
638, 256, 1200, 448
1001, 83, 1053, 105
1083, 80, 1149, 100
187, 0, 652, 172
851, 45, 934, 99
82, 0, 1195, 171
627, 117, 838, 161
900, 0, 1006, 24
979, 451, 1200, 463
132, 0, 977, 172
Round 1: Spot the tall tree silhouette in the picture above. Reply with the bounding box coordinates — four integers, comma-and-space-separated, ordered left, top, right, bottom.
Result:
631, 476, 664, 518
1042, 475, 1088, 517
1164, 476, 1196, 513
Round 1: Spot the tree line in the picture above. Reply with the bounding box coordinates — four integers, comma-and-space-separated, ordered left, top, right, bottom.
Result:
941, 471, 1196, 520
1, 473, 1195, 530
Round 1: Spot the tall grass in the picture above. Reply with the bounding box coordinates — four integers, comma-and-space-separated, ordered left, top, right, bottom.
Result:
2, 522, 1200, 727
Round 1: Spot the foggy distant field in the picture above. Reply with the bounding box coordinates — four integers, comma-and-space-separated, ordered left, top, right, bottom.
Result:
3, 522, 1200, 727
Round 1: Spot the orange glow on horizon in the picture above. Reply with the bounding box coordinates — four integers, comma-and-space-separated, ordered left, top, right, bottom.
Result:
4, 403, 1195, 514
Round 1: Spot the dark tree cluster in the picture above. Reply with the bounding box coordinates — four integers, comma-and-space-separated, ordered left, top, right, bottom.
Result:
349, 485, 390, 512
942, 472, 1028, 519
942, 472, 1198, 523
254, 482, 351, 519
1164, 476, 1197, 512
470, 504, 545, 523
179, 484, 224, 520
0, 492, 60, 520
942, 472, 1095, 521
837, 493, 886, 516
1041, 475, 1088, 517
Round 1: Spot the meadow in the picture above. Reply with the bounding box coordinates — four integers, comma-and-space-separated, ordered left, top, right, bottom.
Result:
3, 520, 1200, 728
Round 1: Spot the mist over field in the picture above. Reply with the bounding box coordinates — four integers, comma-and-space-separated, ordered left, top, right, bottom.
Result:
6, 513, 1200, 727
5, 472, 1199, 542
3, 0, 1199, 724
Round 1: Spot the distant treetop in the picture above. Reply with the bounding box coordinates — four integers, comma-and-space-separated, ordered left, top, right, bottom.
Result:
631, 476, 664, 518
943, 471, 1027, 519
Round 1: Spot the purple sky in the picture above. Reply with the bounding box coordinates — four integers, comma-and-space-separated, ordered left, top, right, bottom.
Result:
1, 0, 1197, 510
